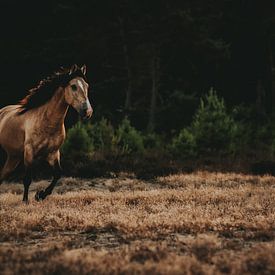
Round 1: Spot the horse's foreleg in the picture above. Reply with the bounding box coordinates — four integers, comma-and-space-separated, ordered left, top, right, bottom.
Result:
35, 152, 62, 201
35, 162, 62, 201
23, 168, 32, 203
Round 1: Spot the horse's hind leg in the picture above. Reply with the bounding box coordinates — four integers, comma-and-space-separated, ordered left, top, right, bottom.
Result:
0, 156, 20, 184
22, 144, 34, 202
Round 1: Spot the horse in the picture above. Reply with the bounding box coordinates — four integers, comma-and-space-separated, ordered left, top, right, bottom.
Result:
0, 64, 93, 202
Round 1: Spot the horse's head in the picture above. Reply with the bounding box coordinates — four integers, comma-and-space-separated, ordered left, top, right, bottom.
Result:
64, 65, 93, 120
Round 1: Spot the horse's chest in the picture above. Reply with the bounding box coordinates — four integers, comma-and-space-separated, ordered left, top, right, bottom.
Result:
32, 135, 64, 157
26, 126, 65, 157
36, 138, 61, 152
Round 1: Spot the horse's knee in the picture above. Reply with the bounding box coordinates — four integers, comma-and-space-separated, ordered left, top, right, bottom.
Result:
24, 145, 33, 167
47, 151, 62, 178
47, 151, 60, 167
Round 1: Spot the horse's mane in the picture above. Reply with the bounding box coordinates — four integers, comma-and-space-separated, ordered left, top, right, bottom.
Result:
18, 64, 87, 114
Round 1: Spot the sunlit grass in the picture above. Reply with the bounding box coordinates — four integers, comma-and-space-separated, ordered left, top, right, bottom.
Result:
0, 172, 274, 274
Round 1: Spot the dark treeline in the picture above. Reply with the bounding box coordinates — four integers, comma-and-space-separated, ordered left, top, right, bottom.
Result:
1, 0, 275, 133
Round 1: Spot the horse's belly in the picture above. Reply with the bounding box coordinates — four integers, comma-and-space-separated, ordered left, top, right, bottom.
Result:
0, 131, 25, 154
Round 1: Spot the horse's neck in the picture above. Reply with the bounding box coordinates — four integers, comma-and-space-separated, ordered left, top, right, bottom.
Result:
39, 87, 68, 130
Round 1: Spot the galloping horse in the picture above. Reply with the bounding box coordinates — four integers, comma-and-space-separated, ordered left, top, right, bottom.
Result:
0, 64, 93, 202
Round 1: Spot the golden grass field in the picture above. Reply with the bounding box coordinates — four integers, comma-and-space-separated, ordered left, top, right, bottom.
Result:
0, 172, 274, 274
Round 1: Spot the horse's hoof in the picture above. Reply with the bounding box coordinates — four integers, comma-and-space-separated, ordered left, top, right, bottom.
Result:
35, 190, 45, 201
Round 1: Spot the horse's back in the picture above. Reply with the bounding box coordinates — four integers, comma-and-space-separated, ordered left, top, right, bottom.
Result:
0, 105, 21, 119
0, 105, 22, 131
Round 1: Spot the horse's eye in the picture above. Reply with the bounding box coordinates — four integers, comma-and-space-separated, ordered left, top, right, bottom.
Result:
71, 84, 77, 91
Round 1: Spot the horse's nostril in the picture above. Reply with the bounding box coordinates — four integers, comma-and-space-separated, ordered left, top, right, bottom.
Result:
88, 108, 93, 115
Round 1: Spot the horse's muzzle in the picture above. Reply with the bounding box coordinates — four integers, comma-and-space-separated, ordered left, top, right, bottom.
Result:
80, 100, 93, 120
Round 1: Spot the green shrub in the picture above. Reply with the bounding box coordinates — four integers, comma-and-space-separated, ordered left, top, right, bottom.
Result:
230, 106, 256, 154
171, 89, 238, 158
61, 122, 93, 158
115, 117, 144, 154
143, 132, 163, 150
254, 121, 275, 158
231, 106, 275, 157
192, 88, 237, 154
170, 128, 197, 158
86, 118, 115, 152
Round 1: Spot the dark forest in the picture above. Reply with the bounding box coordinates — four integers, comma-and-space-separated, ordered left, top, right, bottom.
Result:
1, 1, 275, 130
1, 0, 275, 176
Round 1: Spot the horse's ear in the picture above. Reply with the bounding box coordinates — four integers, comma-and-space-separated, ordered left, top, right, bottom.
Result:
81, 64, 87, 75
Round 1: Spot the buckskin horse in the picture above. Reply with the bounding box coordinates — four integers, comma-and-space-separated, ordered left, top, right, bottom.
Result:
0, 64, 93, 202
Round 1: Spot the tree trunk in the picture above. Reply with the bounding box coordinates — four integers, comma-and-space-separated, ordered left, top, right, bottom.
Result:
256, 79, 265, 116
118, 17, 133, 111
147, 46, 160, 132
272, 67, 275, 115
264, 40, 274, 115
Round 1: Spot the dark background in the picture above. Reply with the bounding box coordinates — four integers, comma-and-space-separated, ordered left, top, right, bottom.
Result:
1, 0, 275, 133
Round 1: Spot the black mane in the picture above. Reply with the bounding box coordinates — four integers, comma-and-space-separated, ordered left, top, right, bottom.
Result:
19, 65, 87, 114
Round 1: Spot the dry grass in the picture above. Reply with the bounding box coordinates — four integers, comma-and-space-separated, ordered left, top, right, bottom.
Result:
0, 171, 274, 274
